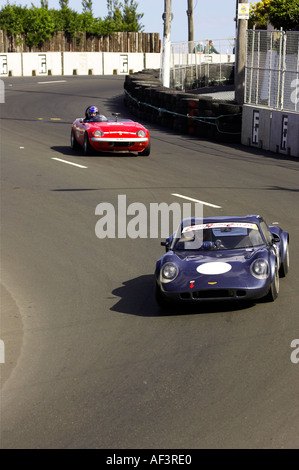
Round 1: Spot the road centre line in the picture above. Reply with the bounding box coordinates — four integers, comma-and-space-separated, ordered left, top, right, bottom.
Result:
38, 80, 67, 84
51, 157, 87, 169
171, 193, 222, 209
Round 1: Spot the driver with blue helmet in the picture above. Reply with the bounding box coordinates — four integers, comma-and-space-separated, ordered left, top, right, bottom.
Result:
84, 105, 100, 122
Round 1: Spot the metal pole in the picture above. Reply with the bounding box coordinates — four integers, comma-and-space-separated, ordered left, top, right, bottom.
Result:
235, 0, 248, 104
187, 0, 194, 52
162, 0, 172, 88
248, 26, 255, 104
276, 28, 283, 109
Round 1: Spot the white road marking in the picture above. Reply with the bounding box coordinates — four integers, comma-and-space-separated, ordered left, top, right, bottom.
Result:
38, 80, 67, 84
171, 193, 222, 208
51, 158, 87, 169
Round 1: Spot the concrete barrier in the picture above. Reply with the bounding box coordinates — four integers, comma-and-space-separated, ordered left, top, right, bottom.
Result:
0, 52, 161, 77
63, 52, 103, 76
124, 69, 242, 144
241, 105, 299, 157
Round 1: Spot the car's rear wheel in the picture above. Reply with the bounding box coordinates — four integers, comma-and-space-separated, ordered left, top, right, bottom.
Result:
83, 132, 92, 155
265, 263, 279, 301
140, 140, 151, 156
279, 242, 289, 277
70, 128, 80, 150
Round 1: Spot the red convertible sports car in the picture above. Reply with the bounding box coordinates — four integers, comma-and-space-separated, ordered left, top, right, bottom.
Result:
71, 106, 151, 156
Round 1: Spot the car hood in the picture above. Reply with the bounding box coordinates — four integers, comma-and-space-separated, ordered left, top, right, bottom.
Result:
159, 247, 268, 289
91, 121, 143, 133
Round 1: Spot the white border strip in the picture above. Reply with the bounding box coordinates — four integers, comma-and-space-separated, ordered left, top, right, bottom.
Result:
51, 157, 87, 168
171, 193, 222, 209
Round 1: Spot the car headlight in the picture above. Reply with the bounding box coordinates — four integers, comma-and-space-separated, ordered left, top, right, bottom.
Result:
94, 130, 104, 137
250, 258, 269, 279
137, 130, 146, 137
160, 262, 179, 283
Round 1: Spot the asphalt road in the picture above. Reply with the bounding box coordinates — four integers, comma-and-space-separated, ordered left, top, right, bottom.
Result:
1, 76, 299, 450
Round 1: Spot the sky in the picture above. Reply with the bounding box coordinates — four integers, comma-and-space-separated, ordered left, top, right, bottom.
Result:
4, 1, 258, 43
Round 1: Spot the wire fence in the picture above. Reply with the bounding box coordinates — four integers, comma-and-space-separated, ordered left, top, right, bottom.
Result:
168, 38, 236, 90
245, 29, 299, 112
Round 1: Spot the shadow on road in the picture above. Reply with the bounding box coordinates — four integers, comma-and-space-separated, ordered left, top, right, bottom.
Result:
110, 274, 255, 317
51, 145, 140, 158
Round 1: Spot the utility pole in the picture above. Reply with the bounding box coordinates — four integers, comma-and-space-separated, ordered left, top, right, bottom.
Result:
235, 0, 248, 104
187, 0, 194, 52
162, 0, 172, 88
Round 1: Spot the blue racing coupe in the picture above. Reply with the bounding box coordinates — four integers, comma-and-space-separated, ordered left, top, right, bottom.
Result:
154, 215, 289, 309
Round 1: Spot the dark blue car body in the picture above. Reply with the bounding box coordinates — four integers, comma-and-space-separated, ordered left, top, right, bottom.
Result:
155, 215, 289, 308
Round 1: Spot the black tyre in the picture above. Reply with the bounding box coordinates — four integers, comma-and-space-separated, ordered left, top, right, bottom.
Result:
265, 263, 279, 302
70, 128, 80, 150
140, 140, 151, 156
279, 243, 289, 278
83, 132, 92, 156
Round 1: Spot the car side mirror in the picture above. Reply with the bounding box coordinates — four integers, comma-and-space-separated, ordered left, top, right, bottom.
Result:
161, 240, 171, 252
271, 232, 280, 243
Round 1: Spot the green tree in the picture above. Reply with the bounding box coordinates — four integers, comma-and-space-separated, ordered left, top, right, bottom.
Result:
0, 4, 27, 34
80, 11, 98, 34
249, 0, 271, 29
24, 7, 57, 48
122, 0, 144, 32
268, 0, 299, 30
105, 0, 143, 32
249, 0, 299, 30
59, 0, 69, 9
0, 0, 145, 48
105, 0, 123, 31
82, 0, 93, 14
59, 7, 81, 38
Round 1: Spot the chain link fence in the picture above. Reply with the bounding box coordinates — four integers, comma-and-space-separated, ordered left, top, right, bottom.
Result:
167, 38, 235, 90
245, 29, 299, 112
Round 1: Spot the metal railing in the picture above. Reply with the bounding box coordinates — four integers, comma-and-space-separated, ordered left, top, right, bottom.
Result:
166, 38, 235, 91
245, 29, 299, 112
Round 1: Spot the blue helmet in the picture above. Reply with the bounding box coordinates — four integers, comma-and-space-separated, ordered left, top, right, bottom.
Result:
86, 105, 99, 119
89, 106, 98, 114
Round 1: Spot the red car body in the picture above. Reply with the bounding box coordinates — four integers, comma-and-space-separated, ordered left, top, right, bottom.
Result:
71, 113, 151, 156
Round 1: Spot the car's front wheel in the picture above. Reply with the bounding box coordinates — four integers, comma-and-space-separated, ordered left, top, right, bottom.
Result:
279, 242, 289, 277
265, 263, 279, 301
140, 140, 151, 156
70, 128, 80, 150
83, 132, 92, 155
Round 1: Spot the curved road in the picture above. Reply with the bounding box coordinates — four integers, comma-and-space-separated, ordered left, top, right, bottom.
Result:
1, 76, 299, 449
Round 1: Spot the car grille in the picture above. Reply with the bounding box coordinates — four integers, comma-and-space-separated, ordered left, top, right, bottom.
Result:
180, 289, 247, 300
108, 142, 133, 148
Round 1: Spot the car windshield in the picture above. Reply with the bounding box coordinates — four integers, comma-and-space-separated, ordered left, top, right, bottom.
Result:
87, 115, 108, 122
172, 222, 264, 251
